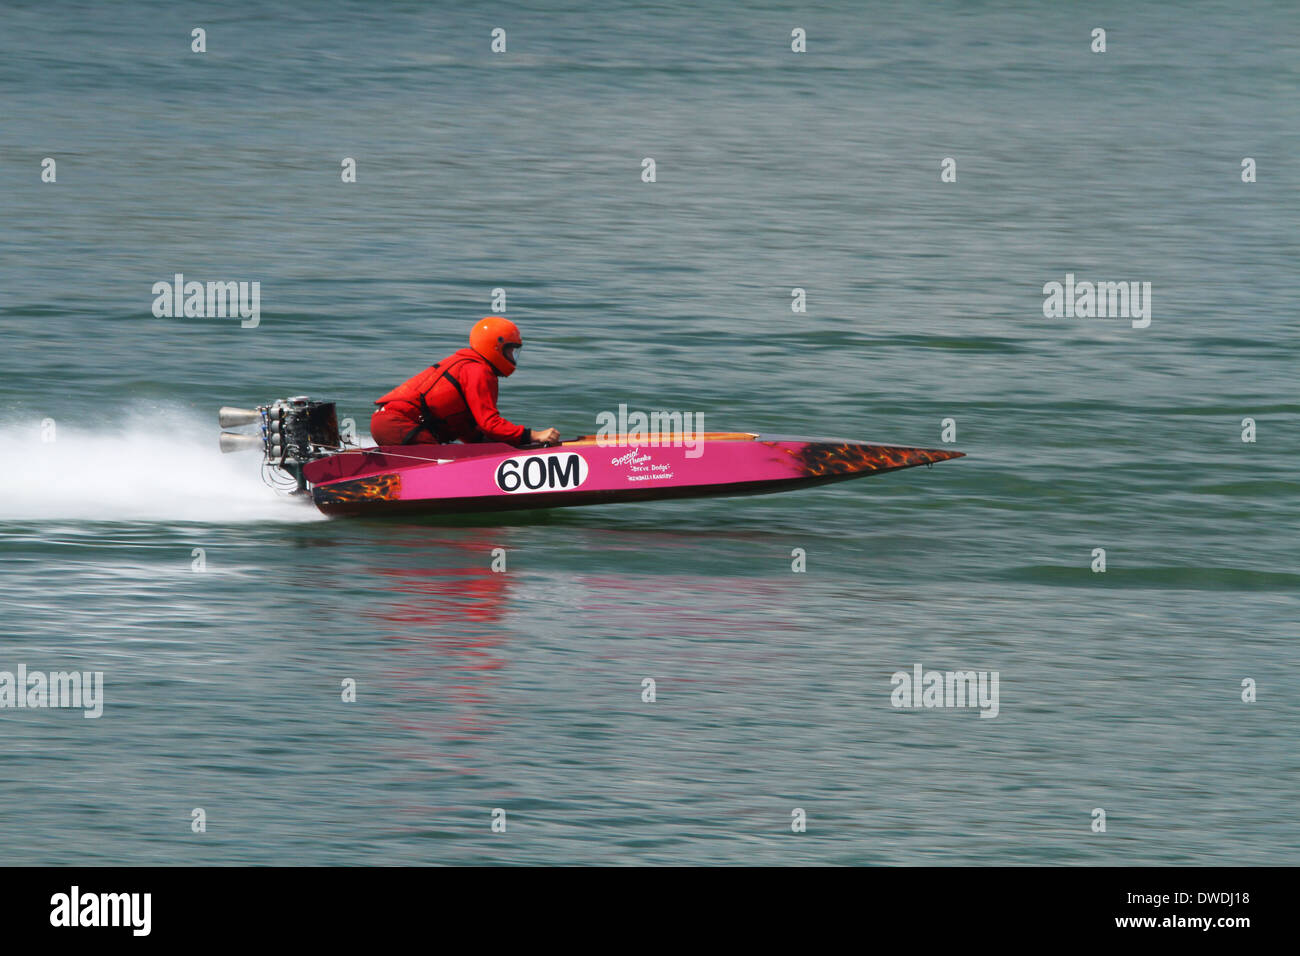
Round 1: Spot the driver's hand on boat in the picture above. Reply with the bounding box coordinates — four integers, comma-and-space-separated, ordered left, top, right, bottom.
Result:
532, 427, 560, 445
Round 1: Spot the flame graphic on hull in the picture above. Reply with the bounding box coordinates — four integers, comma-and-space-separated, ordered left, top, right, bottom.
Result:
780, 442, 965, 478
313, 472, 402, 507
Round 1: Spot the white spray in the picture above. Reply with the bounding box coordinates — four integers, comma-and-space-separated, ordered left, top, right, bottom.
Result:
0, 406, 322, 523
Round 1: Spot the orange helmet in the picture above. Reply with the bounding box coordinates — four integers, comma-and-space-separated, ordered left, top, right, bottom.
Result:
469, 316, 522, 376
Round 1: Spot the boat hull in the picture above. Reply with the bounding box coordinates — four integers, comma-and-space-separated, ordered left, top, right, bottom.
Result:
303, 435, 963, 517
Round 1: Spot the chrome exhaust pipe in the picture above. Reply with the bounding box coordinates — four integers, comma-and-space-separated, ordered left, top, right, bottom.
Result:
219, 406, 261, 428
219, 432, 264, 454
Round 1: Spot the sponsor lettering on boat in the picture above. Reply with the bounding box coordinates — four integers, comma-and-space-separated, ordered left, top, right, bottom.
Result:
609, 446, 674, 483
610, 448, 651, 467
494, 451, 589, 494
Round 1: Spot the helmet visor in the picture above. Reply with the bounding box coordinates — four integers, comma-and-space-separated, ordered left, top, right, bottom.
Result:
504, 342, 522, 366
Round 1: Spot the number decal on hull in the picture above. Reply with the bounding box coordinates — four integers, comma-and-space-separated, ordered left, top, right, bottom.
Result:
494, 452, 590, 494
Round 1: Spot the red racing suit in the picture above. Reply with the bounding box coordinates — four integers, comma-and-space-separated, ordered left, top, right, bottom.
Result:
370, 348, 529, 446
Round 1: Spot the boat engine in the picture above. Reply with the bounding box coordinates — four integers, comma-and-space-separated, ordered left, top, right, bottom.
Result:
217, 396, 342, 492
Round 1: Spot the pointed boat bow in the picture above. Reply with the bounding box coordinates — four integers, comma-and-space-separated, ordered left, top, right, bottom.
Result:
770, 440, 966, 479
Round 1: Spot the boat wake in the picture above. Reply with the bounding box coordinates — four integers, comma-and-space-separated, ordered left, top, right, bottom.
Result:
0, 407, 323, 523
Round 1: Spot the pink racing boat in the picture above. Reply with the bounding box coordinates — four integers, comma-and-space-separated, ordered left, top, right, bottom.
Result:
218, 397, 964, 517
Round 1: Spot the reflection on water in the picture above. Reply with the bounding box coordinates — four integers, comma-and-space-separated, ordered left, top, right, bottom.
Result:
354, 526, 810, 795
361, 530, 515, 783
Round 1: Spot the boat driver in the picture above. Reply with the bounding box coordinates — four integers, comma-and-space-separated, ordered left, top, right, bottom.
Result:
370, 316, 560, 447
